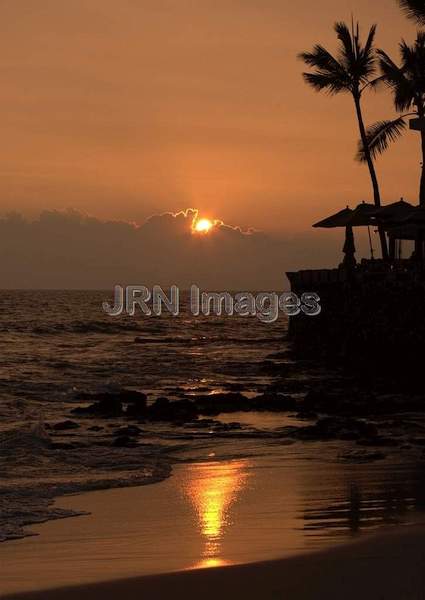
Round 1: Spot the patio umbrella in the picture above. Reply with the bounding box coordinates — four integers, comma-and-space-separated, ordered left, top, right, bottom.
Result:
373, 199, 415, 225
349, 202, 378, 226
342, 225, 356, 268
313, 207, 353, 228
402, 206, 425, 224
398, 207, 425, 261
313, 203, 377, 261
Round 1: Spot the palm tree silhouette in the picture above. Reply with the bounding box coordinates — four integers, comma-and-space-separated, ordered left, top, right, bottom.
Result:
358, 34, 425, 205
399, 0, 425, 24
299, 21, 388, 259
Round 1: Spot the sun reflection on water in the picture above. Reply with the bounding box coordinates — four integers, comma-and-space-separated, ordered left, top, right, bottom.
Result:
184, 459, 250, 569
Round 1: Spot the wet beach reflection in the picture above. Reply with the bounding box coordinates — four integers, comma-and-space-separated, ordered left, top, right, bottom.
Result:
183, 460, 251, 568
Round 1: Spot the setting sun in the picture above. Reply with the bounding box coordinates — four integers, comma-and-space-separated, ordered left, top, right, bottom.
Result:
193, 218, 213, 233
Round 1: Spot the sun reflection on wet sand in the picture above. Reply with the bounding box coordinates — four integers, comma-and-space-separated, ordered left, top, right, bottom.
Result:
184, 459, 251, 569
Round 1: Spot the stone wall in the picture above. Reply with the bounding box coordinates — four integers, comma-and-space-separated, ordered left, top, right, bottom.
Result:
287, 273, 425, 381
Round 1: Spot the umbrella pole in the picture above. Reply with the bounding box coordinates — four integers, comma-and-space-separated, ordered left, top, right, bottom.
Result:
367, 226, 374, 260
389, 236, 396, 262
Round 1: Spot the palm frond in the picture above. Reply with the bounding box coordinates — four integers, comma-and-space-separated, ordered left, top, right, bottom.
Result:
377, 49, 415, 111
363, 24, 377, 59
335, 21, 377, 84
302, 72, 350, 94
399, 39, 417, 69
298, 45, 341, 71
365, 75, 386, 91
299, 44, 350, 93
335, 22, 354, 62
399, 0, 425, 24
416, 30, 425, 47
300, 20, 377, 96
356, 117, 407, 162
378, 32, 425, 111
359, 24, 378, 78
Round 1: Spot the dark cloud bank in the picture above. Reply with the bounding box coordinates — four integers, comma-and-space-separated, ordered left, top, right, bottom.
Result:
0, 208, 345, 290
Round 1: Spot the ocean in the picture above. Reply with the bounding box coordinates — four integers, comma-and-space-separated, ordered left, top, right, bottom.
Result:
2, 290, 425, 567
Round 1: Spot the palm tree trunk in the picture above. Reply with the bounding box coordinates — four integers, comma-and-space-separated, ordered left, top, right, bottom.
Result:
418, 100, 425, 206
353, 93, 388, 260
414, 104, 425, 259
419, 129, 425, 206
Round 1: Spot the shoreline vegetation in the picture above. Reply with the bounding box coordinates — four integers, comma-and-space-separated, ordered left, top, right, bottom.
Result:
3, 524, 425, 600
299, 2, 425, 260
290, 0, 425, 386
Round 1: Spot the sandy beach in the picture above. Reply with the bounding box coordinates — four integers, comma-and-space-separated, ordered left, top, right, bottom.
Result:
2, 454, 425, 599
3, 525, 425, 600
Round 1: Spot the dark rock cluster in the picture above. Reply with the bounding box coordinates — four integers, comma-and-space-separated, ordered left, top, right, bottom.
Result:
71, 389, 298, 422
63, 379, 425, 457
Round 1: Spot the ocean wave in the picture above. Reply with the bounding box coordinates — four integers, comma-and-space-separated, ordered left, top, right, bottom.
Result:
134, 335, 283, 345
0, 422, 50, 452
32, 320, 145, 335
0, 424, 172, 542
0, 320, 153, 336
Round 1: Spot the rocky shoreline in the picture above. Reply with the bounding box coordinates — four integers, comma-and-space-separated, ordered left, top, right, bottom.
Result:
6, 346, 425, 544
53, 370, 425, 461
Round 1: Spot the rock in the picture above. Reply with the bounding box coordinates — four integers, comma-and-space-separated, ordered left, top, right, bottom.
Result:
338, 431, 361, 441
73, 390, 147, 418
297, 387, 425, 418
295, 411, 317, 420
120, 390, 147, 405
301, 389, 330, 411
52, 420, 80, 431
147, 397, 198, 422
294, 417, 379, 442
223, 382, 246, 392
274, 381, 307, 394
113, 425, 142, 437
72, 395, 123, 417
264, 382, 290, 393
76, 389, 146, 402
50, 442, 78, 450
184, 419, 242, 432
266, 351, 292, 360
194, 393, 248, 415
356, 436, 399, 448
112, 435, 136, 447
87, 425, 104, 431
298, 387, 378, 417
251, 393, 297, 412
219, 421, 242, 430
126, 403, 148, 418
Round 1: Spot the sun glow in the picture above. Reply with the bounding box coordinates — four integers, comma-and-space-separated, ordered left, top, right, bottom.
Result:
184, 460, 250, 569
193, 218, 213, 233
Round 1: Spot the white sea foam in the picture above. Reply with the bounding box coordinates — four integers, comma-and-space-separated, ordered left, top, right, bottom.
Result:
0, 290, 289, 542
0, 424, 171, 542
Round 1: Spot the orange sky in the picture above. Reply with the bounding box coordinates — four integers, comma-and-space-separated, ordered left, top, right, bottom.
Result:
0, 0, 420, 232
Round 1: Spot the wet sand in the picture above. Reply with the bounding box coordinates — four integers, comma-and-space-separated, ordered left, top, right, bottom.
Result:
3, 525, 425, 600
0, 458, 320, 594
2, 451, 425, 597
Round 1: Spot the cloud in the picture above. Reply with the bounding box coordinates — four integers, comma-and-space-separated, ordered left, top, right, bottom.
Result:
0, 207, 346, 290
